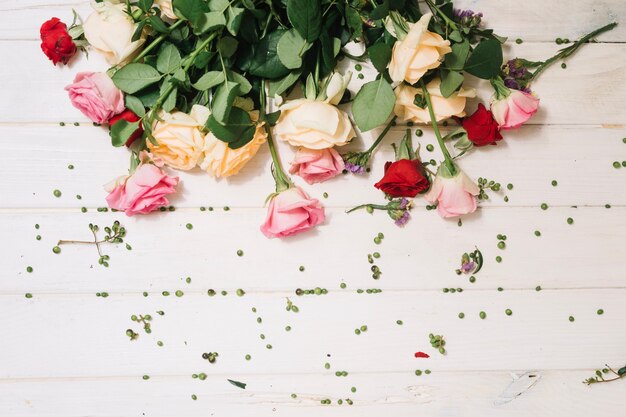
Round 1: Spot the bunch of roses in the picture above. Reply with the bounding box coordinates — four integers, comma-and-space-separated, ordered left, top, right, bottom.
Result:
41, 0, 616, 238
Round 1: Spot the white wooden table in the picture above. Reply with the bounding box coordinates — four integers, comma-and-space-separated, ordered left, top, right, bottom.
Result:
1, 1, 625, 415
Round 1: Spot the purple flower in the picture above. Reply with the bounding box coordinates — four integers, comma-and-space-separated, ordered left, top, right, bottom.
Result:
453, 9, 483, 27
399, 198, 409, 209
394, 210, 410, 227
344, 161, 366, 174
460, 261, 475, 274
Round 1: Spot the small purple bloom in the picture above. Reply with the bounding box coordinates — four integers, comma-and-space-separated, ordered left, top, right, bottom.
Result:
460, 261, 475, 274
399, 198, 409, 209
344, 161, 366, 174
394, 211, 410, 227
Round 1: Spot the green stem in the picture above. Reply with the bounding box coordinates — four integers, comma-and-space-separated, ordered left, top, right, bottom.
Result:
260, 81, 291, 192
366, 116, 398, 154
420, 80, 455, 175
346, 203, 390, 213
424, 0, 459, 32
131, 19, 185, 64
532, 22, 617, 81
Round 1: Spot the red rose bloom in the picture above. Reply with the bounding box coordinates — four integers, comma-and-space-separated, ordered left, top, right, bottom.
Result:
40, 17, 77, 65
109, 110, 144, 147
462, 103, 503, 147
374, 159, 430, 198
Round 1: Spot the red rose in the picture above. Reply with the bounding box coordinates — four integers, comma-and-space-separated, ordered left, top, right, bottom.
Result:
462, 103, 503, 147
109, 110, 144, 147
40, 18, 77, 65
374, 159, 430, 198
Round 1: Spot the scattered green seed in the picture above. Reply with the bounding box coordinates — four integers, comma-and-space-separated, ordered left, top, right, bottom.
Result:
340, 283, 347, 289
323, 192, 328, 198
53, 189, 62, 198
52, 246, 61, 254
568, 316, 575, 322
597, 309, 604, 315
426, 144, 434, 152
175, 290, 184, 297
495, 256, 502, 263
142, 375, 150, 380
324, 363, 330, 369
535, 286, 542, 291
354, 63, 362, 71
534, 230, 541, 237
458, 312, 465, 319
396, 320, 403, 325
25, 293, 33, 299
561, 63, 567, 69
567, 217, 574, 225
541, 203, 548, 210
551, 180, 558, 186
236, 249, 244, 256
26, 266, 33, 273
236, 288, 245, 297
498, 287, 504, 292
299, 265, 305, 272
479, 311, 487, 319
285, 325, 291, 331
415, 370, 422, 376
507, 183, 513, 190
425, 369, 431, 374
351, 386, 357, 392
245, 354, 251, 360
612, 161, 621, 169
515, 38, 523, 44
191, 394, 197, 400
186, 223, 193, 230
505, 309, 512, 316
162, 291, 170, 296
497, 241, 506, 250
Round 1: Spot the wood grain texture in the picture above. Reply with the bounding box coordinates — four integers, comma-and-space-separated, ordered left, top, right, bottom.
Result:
1, 0, 626, 415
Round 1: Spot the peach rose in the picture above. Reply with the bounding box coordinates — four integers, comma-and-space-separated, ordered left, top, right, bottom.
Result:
105, 163, 179, 216
388, 13, 451, 84
425, 166, 479, 218
491, 89, 540, 129
274, 99, 355, 149
394, 78, 476, 124
289, 147, 344, 184
147, 105, 209, 171
200, 111, 268, 177
65, 72, 124, 124
154, 0, 178, 20
83, 1, 146, 65
260, 187, 325, 238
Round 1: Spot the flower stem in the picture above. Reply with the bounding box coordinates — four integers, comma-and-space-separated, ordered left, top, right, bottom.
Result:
346, 203, 390, 213
366, 116, 398, 154
420, 80, 456, 175
131, 19, 185, 64
424, 0, 459, 32
260, 81, 292, 192
531, 22, 617, 81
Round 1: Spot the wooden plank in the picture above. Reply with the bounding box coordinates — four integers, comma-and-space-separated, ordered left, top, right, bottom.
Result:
0, 0, 623, 42
0, 289, 624, 377
3, 208, 626, 292
2, 125, 626, 209
0, 371, 623, 416
0, 41, 625, 124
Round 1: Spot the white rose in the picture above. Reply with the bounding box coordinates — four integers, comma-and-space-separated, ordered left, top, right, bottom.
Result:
274, 99, 355, 149
83, 1, 146, 65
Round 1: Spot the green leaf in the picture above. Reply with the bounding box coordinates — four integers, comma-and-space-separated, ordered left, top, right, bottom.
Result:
124, 95, 146, 117
212, 81, 240, 124
227, 71, 252, 95
227, 379, 247, 389
618, 366, 626, 376
448, 30, 463, 42
173, 0, 208, 21
345, 6, 363, 40
192, 71, 225, 90
286, 0, 322, 43
277, 29, 309, 69
246, 30, 290, 79
268, 71, 301, 96
149, 15, 169, 33
369, 0, 389, 20
206, 107, 254, 145
265, 110, 281, 126
445, 40, 470, 71
218, 36, 239, 58
195, 11, 226, 34
440, 69, 464, 98
160, 81, 177, 113
112, 63, 162, 94
352, 78, 395, 132
138, 0, 154, 12
111, 119, 141, 147
367, 43, 392, 73
464, 38, 503, 80
226, 7, 244, 36
156, 43, 182, 74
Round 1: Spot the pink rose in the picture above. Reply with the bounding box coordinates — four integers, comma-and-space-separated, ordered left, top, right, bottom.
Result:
491, 89, 539, 129
289, 147, 345, 184
105, 164, 179, 216
260, 187, 325, 238
425, 167, 479, 218
65, 72, 125, 124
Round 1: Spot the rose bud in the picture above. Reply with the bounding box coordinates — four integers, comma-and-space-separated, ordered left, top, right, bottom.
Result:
65, 72, 125, 124
462, 103, 503, 147
425, 166, 480, 218
375, 159, 430, 198
40, 17, 77, 65
491, 89, 540, 129
289, 148, 345, 184
260, 187, 325, 238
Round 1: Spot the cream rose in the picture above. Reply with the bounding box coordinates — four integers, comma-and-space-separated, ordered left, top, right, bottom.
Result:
83, 1, 146, 65
147, 105, 209, 171
200, 111, 268, 178
274, 99, 355, 149
154, 0, 178, 20
388, 13, 451, 84
394, 79, 476, 124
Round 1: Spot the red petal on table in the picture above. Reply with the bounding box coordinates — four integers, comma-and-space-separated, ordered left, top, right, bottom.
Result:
414, 351, 430, 358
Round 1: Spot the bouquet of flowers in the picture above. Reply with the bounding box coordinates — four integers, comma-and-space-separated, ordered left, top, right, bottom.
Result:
40, 0, 616, 238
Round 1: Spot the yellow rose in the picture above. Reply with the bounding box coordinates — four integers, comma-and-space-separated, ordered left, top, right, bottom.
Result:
200, 111, 268, 178
83, 1, 146, 65
393, 79, 476, 124
154, 0, 178, 20
388, 13, 451, 84
147, 105, 209, 171
274, 99, 355, 149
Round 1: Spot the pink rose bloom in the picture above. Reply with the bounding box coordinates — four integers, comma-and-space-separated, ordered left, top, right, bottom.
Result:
425, 168, 480, 218
260, 187, 325, 238
65, 72, 125, 124
105, 164, 179, 216
491, 89, 540, 129
289, 147, 345, 184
